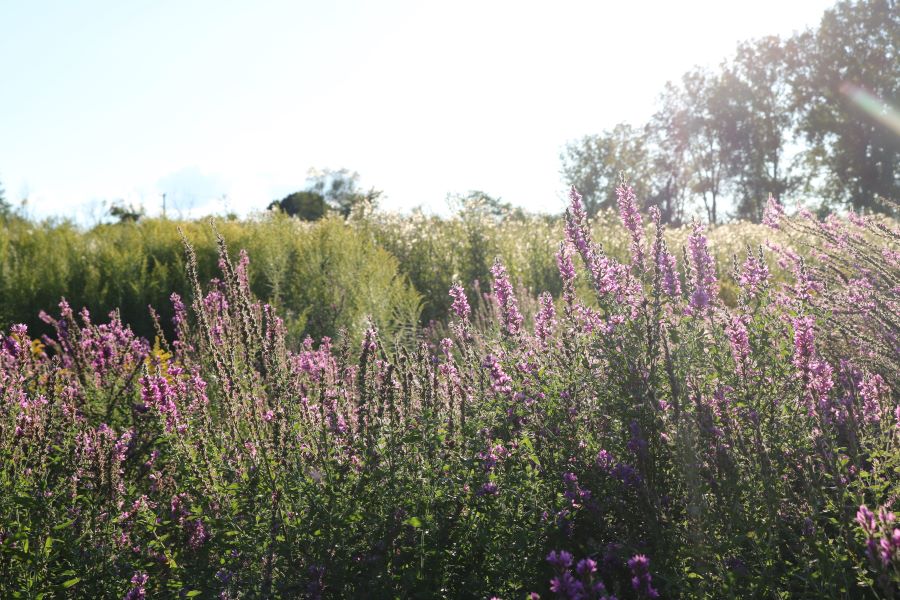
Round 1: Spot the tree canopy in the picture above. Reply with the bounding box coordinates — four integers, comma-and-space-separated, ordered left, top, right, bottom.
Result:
269, 169, 382, 219
561, 0, 898, 223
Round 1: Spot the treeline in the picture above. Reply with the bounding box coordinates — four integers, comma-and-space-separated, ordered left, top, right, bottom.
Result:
561, 0, 898, 223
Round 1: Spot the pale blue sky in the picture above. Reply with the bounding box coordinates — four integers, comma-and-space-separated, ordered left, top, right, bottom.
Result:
0, 0, 836, 221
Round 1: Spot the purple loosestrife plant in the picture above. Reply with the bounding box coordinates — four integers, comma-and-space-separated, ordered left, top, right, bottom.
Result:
616, 182, 645, 270
1, 191, 899, 599
490, 258, 524, 336
686, 220, 718, 314
534, 292, 557, 347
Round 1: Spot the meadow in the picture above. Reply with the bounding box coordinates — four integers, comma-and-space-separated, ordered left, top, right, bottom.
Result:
0, 188, 898, 598
0, 201, 780, 347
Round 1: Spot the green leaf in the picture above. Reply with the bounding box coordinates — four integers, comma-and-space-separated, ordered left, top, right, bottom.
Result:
61, 578, 81, 588
405, 516, 422, 528
53, 519, 76, 531
186, 591, 202, 597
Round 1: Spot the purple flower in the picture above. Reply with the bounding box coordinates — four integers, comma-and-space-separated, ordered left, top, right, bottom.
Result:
549, 572, 584, 599
762, 195, 784, 229
490, 258, 524, 336
123, 572, 148, 600
616, 183, 644, 268
659, 248, 681, 297
857, 505, 877, 535
565, 187, 626, 301
482, 354, 513, 396
726, 315, 750, 375
859, 373, 885, 424
547, 550, 574, 570
686, 221, 717, 313
738, 251, 770, 297
576, 558, 597, 577
534, 292, 557, 346
627, 420, 648, 458
477, 482, 499, 496
449, 283, 471, 320
627, 554, 658, 598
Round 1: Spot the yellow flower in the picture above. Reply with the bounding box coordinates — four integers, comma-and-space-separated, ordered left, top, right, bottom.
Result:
30, 338, 45, 358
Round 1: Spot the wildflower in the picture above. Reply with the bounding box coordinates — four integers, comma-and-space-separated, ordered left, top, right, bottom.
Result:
617, 183, 644, 268
859, 373, 886, 424
762, 195, 784, 229
490, 258, 524, 336
627, 554, 659, 598
565, 187, 626, 301
739, 249, 769, 297
534, 292, 556, 345
482, 354, 513, 395
627, 421, 648, 458
726, 315, 751, 375
477, 482, 499, 496
576, 558, 597, 577
564, 187, 591, 257
139, 372, 182, 433
549, 571, 584, 598
792, 316, 834, 416
547, 550, 574, 570
124, 572, 148, 600
659, 247, 681, 298
686, 221, 717, 313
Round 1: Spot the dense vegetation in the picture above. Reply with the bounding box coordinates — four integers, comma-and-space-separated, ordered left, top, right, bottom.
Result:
0, 201, 787, 348
1, 186, 897, 598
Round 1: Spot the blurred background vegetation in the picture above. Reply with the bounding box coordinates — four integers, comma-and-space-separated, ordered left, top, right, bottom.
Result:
0, 200, 787, 347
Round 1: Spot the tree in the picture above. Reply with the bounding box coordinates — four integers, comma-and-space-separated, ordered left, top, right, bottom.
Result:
789, 0, 899, 213
306, 168, 382, 217
560, 123, 652, 217
720, 36, 801, 221
108, 201, 143, 223
645, 87, 692, 225
447, 190, 524, 221
268, 191, 327, 221
678, 67, 735, 225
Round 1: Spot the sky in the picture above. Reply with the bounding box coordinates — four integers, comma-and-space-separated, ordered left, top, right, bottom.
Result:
0, 0, 838, 222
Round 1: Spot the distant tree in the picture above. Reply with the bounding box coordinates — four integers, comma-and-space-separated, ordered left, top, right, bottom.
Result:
560, 123, 652, 217
268, 190, 327, 221
108, 201, 144, 223
679, 67, 736, 225
447, 190, 524, 221
306, 168, 382, 217
720, 36, 801, 220
646, 89, 692, 225
789, 0, 899, 213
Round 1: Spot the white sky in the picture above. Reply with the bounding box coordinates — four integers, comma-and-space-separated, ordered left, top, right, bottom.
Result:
0, 0, 836, 221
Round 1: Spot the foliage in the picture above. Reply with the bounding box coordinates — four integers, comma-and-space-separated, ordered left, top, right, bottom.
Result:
0, 215, 421, 349
0, 185, 897, 598
560, 125, 652, 218
268, 191, 327, 221
789, 0, 900, 213
306, 168, 383, 218
561, 0, 898, 221
108, 201, 145, 223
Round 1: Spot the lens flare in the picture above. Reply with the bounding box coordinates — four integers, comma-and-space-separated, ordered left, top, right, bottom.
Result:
839, 82, 900, 136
